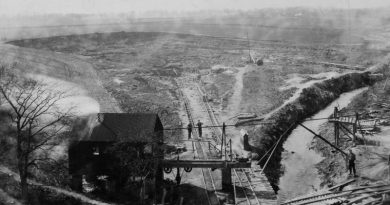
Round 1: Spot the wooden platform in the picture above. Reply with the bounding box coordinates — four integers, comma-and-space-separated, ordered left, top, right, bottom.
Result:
328, 117, 377, 128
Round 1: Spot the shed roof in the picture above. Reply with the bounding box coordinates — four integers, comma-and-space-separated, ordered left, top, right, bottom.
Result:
72, 113, 163, 142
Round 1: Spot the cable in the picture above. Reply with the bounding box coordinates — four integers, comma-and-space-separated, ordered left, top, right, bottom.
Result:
257, 140, 279, 163
163, 113, 381, 131
259, 122, 297, 175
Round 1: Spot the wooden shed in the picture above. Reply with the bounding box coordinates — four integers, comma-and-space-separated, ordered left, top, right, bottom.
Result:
68, 113, 164, 192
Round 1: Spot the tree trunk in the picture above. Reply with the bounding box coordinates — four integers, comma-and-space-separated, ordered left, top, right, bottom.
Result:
20, 170, 28, 203
18, 152, 29, 203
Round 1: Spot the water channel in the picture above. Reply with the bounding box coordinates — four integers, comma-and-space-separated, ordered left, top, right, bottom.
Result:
278, 87, 368, 201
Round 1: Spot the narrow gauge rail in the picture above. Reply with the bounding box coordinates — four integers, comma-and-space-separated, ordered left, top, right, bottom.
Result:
177, 78, 220, 205
282, 184, 390, 205
192, 78, 265, 205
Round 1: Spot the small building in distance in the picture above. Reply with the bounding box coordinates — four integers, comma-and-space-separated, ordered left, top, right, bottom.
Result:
68, 113, 164, 196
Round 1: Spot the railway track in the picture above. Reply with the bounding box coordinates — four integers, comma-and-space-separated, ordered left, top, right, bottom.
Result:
282, 184, 390, 205
183, 77, 271, 205
177, 78, 220, 205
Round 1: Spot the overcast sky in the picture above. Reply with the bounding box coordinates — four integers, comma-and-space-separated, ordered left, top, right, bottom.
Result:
1, 0, 390, 16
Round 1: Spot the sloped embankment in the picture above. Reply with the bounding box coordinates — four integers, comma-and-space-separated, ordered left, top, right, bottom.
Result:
250, 71, 377, 191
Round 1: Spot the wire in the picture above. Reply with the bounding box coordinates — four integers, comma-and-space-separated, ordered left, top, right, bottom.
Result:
259, 122, 297, 175
162, 114, 366, 131
257, 140, 279, 163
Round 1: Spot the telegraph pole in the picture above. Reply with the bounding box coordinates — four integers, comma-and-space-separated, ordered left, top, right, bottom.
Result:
247, 32, 252, 63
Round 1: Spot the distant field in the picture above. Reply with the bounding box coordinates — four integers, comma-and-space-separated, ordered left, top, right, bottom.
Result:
0, 21, 358, 44
3, 7, 390, 45
8, 31, 386, 123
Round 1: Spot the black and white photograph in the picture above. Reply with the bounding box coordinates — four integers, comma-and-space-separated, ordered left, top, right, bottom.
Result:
1, 0, 390, 204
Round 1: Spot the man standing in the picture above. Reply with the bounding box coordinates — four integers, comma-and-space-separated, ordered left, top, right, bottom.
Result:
197, 120, 203, 138
348, 149, 357, 177
187, 123, 192, 139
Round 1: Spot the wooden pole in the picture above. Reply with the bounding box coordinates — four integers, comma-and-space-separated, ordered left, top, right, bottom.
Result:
161, 188, 167, 205
334, 107, 340, 147
223, 122, 227, 161
230, 139, 233, 161
298, 123, 348, 157
221, 130, 224, 159
247, 32, 252, 63
353, 112, 358, 143
233, 174, 237, 204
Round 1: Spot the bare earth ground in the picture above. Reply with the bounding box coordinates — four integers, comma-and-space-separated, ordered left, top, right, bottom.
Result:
2, 27, 390, 203
315, 78, 390, 184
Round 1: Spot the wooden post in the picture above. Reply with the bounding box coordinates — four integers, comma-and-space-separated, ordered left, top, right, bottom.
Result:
161, 188, 167, 205
298, 123, 348, 157
230, 139, 233, 161
353, 112, 358, 143
221, 129, 224, 159
334, 107, 340, 147
223, 123, 227, 161
233, 174, 237, 204
222, 168, 232, 191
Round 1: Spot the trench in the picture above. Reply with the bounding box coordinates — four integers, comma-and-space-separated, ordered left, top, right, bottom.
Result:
251, 71, 377, 197
277, 87, 368, 201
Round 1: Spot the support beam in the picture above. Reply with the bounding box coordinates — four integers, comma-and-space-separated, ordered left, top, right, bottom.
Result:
298, 123, 348, 157
340, 124, 353, 136
339, 125, 353, 140
161, 160, 251, 169
334, 107, 340, 147
222, 168, 232, 190
353, 112, 359, 143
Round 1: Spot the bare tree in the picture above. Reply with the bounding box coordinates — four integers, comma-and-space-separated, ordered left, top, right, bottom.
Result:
0, 65, 73, 203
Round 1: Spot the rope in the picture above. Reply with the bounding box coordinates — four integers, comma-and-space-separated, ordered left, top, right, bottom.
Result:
260, 122, 297, 175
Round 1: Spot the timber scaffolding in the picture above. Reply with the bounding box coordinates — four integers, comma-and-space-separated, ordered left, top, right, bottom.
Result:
169, 77, 276, 205
280, 108, 388, 205
329, 107, 379, 146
